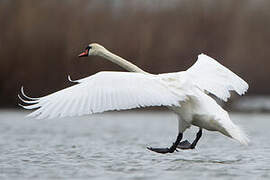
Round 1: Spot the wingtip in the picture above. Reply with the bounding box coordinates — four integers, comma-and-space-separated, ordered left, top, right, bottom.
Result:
199, 53, 206, 56
20, 86, 39, 100
68, 75, 78, 83
198, 53, 209, 58
18, 93, 38, 104
18, 103, 24, 108
68, 75, 73, 82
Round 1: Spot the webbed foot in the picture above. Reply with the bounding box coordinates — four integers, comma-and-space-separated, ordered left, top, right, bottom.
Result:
177, 128, 202, 150
147, 146, 174, 154
147, 133, 183, 154
177, 140, 193, 150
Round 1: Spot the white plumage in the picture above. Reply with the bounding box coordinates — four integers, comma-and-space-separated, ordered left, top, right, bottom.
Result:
20, 72, 183, 119
19, 43, 249, 147
187, 54, 248, 101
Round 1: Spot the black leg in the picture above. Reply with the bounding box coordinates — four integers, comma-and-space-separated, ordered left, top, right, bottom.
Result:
190, 128, 202, 149
147, 133, 183, 154
177, 128, 202, 150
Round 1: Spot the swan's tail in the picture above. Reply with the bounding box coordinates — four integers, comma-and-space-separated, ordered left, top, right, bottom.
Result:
221, 120, 249, 145
228, 124, 249, 145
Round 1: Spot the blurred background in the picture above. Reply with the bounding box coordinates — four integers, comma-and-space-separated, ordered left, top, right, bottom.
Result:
0, 0, 270, 110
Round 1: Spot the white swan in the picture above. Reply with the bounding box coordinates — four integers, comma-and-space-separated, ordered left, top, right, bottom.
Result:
19, 43, 249, 154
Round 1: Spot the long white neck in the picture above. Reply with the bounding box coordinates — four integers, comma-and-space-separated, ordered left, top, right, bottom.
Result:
97, 49, 148, 74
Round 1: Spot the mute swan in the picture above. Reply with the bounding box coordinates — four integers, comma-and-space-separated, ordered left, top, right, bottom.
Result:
19, 43, 249, 154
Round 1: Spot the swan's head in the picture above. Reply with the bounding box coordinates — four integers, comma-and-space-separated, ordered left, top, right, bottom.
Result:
78, 43, 106, 57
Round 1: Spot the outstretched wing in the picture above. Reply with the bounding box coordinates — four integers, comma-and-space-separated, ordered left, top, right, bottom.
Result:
19, 71, 184, 119
186, 54, 248, 101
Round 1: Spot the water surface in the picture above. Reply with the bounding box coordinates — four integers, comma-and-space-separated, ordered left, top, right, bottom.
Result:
0, 110, 269, 179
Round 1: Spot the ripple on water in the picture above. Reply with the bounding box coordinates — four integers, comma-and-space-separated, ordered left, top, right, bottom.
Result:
0, 111, 270, 180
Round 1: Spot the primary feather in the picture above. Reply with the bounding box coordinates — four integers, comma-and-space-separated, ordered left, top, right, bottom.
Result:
20, 72, 185, 119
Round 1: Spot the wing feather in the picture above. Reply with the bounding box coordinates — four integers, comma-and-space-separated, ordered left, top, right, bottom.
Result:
186, 54, 248, 101
20, 71, 184, 119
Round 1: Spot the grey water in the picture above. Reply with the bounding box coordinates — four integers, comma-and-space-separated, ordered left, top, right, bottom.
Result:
0, 110, 269, 180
